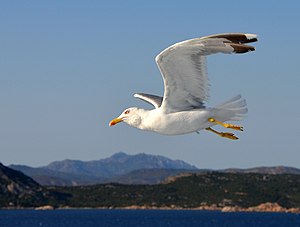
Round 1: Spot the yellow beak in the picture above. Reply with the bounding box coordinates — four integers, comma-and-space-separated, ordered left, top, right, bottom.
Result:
109, 118, 123, 126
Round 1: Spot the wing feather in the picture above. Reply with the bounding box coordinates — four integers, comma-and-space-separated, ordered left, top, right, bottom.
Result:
134, 93, 163, 109
155, 33, 257, 113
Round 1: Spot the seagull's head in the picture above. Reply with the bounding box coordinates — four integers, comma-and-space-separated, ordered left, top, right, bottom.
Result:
109, 107, 143, 128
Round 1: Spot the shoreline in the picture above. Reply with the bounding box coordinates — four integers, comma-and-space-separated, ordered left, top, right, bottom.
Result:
2, 203, 300, 213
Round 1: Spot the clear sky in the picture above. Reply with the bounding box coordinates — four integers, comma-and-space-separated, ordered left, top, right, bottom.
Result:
0, 1, 299, 169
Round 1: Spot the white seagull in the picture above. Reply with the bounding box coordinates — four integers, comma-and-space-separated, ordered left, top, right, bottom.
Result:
109, 33, 257, 140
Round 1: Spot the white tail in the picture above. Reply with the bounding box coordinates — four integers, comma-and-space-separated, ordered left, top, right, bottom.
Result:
215, 95, 248, 121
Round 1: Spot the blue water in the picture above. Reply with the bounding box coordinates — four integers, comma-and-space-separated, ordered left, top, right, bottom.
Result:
0, 209, 299, 227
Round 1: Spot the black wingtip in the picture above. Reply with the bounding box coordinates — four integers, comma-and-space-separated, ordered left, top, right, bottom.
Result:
228, 43, 256, 54
206, 33, 258, 44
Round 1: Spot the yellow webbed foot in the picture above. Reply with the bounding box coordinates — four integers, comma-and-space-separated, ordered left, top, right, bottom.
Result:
219, 132, 239, 140
208, 118, 243, 131
205, 127, 239, 140
223, 123, 243, 131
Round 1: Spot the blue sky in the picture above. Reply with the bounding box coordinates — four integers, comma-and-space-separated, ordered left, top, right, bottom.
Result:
0, 1, 299, 169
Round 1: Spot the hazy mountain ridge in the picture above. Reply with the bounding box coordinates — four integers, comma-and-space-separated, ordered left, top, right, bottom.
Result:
110, 168, 202, 185
10, 152, 197, 186
44, 152, 197, 177
9, 164, 108, 186
9, 152, 300, 186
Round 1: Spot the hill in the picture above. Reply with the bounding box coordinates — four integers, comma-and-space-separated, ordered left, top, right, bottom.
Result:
223, 166, 300, 175
53, 172, 300, 209
0, 163, 68, 207
1, 163, 300, 210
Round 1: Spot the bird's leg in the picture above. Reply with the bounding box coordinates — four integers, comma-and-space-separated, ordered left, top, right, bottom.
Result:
205, 127, 239, 140
208, 118, 243, 131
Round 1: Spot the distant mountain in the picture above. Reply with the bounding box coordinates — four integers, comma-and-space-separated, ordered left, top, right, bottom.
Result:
10, 152, 197, 186
10, 164, 108, 186
44, 152, 197, 177
110, 168, 203, 185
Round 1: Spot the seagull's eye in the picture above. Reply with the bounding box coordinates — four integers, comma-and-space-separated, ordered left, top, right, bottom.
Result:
124, 110, 130, 114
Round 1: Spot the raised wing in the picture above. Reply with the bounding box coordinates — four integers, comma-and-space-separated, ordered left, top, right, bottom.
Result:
134, 93, 163, 109
155, 33, 257, 112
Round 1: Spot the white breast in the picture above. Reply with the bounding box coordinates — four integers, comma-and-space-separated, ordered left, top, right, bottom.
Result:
141, 108, 213, 135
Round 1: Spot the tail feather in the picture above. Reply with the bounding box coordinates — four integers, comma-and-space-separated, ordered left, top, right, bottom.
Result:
215, 95, 248, 121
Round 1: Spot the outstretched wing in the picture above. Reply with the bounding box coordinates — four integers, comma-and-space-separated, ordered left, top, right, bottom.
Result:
134, 93, 163, 109
155, 33, 257, 113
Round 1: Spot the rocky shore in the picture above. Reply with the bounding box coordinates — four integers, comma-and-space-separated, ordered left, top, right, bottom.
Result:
3, 202, 300, 213
121, 203, 300, 213
221, 203, 300, 213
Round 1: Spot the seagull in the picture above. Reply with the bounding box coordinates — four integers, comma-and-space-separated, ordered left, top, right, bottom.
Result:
109, 33, 257, 140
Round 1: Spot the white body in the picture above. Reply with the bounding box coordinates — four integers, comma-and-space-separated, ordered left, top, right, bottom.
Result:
121, 95, 247, 135
138, 109, 214, 135
139, 108, 213, 135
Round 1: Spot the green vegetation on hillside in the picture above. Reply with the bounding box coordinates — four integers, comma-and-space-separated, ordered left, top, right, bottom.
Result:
1, 166, 300, 209
52, 172, 300, 209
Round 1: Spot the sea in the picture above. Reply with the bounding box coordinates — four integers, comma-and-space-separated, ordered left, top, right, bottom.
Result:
0, 209, 300, 227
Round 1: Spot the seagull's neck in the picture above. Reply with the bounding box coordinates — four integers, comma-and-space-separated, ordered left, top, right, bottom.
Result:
137, 108, 161, 131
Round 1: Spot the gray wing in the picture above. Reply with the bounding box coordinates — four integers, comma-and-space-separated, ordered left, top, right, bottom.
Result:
155, 33, 257, 113
134, 93, 163, 109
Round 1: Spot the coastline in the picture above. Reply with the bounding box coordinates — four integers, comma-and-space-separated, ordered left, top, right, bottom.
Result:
119, 203, 300, 213
3, 202, 300, 213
